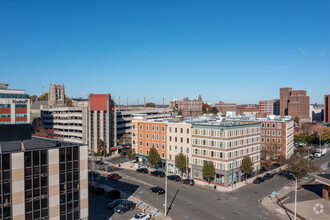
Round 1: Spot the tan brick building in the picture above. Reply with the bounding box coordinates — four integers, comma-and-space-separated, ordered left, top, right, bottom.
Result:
0, 124, 88, 220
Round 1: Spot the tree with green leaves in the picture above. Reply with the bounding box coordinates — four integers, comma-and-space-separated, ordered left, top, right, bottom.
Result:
145, 102, 156, 107
241, 156, 253, 183
117, 133, 131, 145
126, 148, 137, 167
287, 155, 319, 179
175, 153, 186, 176
202, 161, 215, 184
147, 147, 160, 170
177, 109, 182, 116
37, 93, 48, 101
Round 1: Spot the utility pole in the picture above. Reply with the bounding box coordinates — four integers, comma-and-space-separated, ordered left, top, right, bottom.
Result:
291, 174, 297, 220
186, 154, 188, 177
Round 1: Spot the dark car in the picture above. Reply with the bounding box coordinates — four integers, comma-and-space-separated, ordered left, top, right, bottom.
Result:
278, 171, 295, 180
120, 152, 127, 157
167, 175, 181, 182
308, 155, 314, 161
136, 168, 149, 174
150, 171, 165, 178
107, 173, 121, 180
95, 160, 104, 165
107, 199, 126, 209
114, 201, 135, 214
181, 179, 195, 185
263, 173, 275, 180
253, 177, 265, 184
88, 171, 99, 177
150, 186, 165, 195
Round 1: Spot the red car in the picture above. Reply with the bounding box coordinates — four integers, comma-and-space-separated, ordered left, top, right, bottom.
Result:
107, 173, 121, 180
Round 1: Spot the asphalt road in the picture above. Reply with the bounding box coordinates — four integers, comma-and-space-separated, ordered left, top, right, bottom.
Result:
89, 168, 292, 220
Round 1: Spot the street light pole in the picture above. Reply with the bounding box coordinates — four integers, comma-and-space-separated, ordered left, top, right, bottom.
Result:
165, 161, 168, 216
292, 174, 297, 220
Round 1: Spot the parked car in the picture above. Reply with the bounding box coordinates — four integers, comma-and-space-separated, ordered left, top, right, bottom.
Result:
181, 179, 195, 185
120, 152, 127, 157
95, 160, 104, 165
107, 173, 121, 180
136, 168, 149, 174
307, 155, 314, 161
263, 173, 274, 180
150, 171, 165, 178
107, 199, 126, 209
314, 148, 327, 158
278, 171, 295, 180
114, 201, 135, 214
130, 213, 151, 220
253, 177, 265, 184
150, 186, 165, 195
88, 171, 99, 177
167, 175, 181, 182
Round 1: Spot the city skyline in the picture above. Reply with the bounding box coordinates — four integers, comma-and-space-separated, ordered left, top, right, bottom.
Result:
1, 0, 329, 104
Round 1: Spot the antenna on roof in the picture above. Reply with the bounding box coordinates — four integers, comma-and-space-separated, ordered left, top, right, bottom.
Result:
20, 140, 25, 152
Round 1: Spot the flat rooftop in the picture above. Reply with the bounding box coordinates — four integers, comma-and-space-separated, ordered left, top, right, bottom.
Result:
0, 137, 83, 154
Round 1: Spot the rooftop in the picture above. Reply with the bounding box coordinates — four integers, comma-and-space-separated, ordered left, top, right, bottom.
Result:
0, 137, 82, 154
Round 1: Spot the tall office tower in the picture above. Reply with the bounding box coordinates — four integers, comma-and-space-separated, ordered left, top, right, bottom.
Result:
280, 87, 310, 121
0, 83, 30, 124
48, 84, 65, 107
88, 94, 115, 153
324, 94, 330, 122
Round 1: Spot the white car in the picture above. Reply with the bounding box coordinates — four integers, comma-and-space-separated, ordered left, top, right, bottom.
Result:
130, 213, 151, 220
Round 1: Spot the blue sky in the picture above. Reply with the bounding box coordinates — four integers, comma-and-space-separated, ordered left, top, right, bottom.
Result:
0, 0, 329, 104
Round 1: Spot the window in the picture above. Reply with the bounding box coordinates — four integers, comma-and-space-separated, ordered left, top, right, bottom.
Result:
220, 152, 223, 158
162, 144, 165, 150
220, 142, 223, 148
186, 148, 189, 153
211, 130, 214, 136
152, 126, 155, 131
175, 137, 177, 142
162, 135, 165, 141
140, 125, 142, 130
267, 123, 270, 128
180, 147, 183, 153
272, 131, 275, 136
156, 143, 159, 149
195, 139, 198, 144
272, 123, 276, 128
175, 127, 177, 133
152, 134, 155, 140
195, 149, 198, 154
140, 141, 143, 146
140, 149, 142, 154
140, 133, 143, 138
203, 129, 206, 135
162, 126, 165, 132
175, 146, 177, 151
187, 138, 189, 143
156, 126, 159, 131
278, 131, 281, 136
229, 152, 232, 158
169, 145, 172, 151
169, 154, 172, 160
146, 150, 149, 155
146, 134, 149, 139
262, 123, 265, 127
180, 137, 183, 143
181, 128, 183, 133
169, 127, 172, 132
187, 128, 189, 134
211, 141, 214, 146
146, 125, 149, 131
211, 151, 214, 157
169, 136, 172, 141
195, 129, 198, 135
156, 134, 159, 140
278, 123, 281, 129
203, 140, 206, 146
162, 153, 165, 158
203, 150, 206, 156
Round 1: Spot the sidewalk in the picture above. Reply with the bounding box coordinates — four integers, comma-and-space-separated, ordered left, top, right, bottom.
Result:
261, 177, 317, 220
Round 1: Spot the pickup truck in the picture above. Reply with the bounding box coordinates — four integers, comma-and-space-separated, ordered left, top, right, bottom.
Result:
314, 148, 327, 158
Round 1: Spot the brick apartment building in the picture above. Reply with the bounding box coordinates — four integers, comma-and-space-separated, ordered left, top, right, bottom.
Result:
259, 99, 280, 115
280, 87, 310, 121
214, 101, 237, 115
170, 96, 203, 117
325, 94, 330, 123
131, 115, 167, 169
191, 122, 261, 187
226, 115, 294, 159
0, 83, 30, 125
